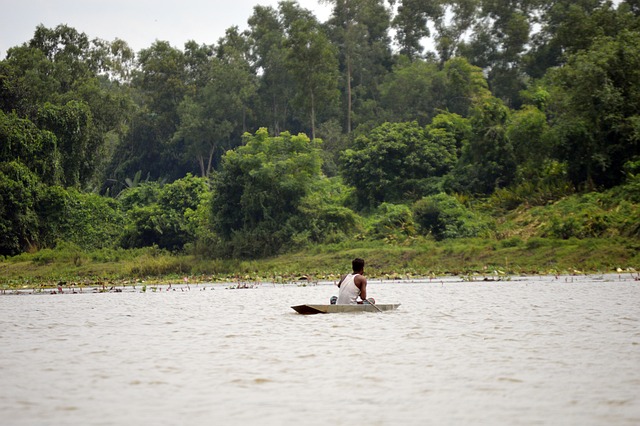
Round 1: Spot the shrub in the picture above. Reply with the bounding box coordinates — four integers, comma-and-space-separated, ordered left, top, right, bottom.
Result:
37, 187, 124, 250
366, 203, 416, 241
295, 177, 360, 245
0, 161, 41, 255
120, 174, 210, 251
537, 193, 624, 239
413, 193, 492, 240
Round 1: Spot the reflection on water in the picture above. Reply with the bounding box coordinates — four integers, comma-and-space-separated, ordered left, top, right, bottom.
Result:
1, 275, 639, 425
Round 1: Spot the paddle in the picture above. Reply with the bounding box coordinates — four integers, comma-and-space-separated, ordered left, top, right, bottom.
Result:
367, 298, 383, 312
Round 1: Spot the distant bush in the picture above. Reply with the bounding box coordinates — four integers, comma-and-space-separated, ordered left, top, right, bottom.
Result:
31, 241, 87, 266
120, 174, 209, 251
37, 187, 124, 250
366, 203, 417, 242
126, 253, 191, 277
0, 161, 40, 255
413, 193, 492, 240
524, 237, 545, 250
535, 192, 639, 239
295, 177, 360, 245
499, 237, 522, 248
487, 161, 574, 211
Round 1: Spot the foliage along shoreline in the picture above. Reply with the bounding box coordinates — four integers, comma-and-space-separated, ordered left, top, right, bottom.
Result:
2, 2, 640, 285
1, 236, 638, 290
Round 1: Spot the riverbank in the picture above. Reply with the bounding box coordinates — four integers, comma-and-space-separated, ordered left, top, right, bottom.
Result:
1, 237, 638, 290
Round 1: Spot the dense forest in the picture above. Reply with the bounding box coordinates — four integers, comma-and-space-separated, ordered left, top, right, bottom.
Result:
1, 0, 639, 263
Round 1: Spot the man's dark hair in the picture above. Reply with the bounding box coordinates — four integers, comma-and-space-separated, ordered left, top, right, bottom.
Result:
352, 258, 365, 273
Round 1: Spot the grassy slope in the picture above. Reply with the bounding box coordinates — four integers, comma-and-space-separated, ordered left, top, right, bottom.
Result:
1, 237, 638, 289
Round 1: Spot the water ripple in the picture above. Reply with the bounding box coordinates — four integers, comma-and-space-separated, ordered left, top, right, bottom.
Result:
0, 276, 639, 425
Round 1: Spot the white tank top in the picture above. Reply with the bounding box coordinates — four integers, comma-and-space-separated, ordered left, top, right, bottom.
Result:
337, 274, 361, 305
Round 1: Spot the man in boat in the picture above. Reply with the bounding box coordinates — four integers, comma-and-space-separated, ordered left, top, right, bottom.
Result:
335, 258, 373, 305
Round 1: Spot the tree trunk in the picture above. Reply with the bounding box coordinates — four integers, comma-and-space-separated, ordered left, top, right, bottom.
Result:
273, 93, 280, 136
242, 107, 247, 133
346, 53, 352, 134
205, 144, 215, 177
197, 155, 206, 177
310, 91, 316, 140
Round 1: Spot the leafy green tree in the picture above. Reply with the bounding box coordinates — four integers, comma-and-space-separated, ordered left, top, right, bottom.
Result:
35, 100, 94, 187
427, 111, 472, 158
380, 57, 445, 125
459, 0, 537, 105
183, 40, 215, 87
36, 186, 124, 250
447, 96, 516, 194
366, 202, 416, 241
0, 47, 59, 116
120, 174, 209, 250
102, 112, 173, 194
105, 41, 193, 191
2, 25, 136, 190
248, 4, 297, 136
526, 0, 628, 78
0, 161, 40, 255
545, 30, 640, 188
392, 0, 438, 59
0, 110, 62, 185
392, 0, 480, 62
294, 176, 360, 244
89, 38, 136, 82
316, 118, 350, 176
341, 121, 457, 208
210, 128, 323, 257
442, 56, 491, 115
322, 0, 393, 133
285, 14, 340, 140
413, 193, 490, 240
27, 24, 94, 92
174, 31, 258, 177
506, 104, 551, 182
134, 41, 187, 139
380, 56, 488, 125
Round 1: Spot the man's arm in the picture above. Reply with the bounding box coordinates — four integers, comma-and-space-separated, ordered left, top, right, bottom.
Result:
355, 275, 367, 301
337, 274, 346, 288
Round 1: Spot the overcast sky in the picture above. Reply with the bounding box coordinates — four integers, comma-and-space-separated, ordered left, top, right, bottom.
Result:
1, 0, 332, 59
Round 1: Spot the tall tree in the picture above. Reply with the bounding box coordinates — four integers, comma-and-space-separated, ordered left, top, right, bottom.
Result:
526, 0, 621, 77
174, 31, 258, 177
392, 0, 438, 59
27, 24, 93, 92
0, 110, 61, 185
35, 100, 96, 187
392, 0, 479, 62
134, 41, 187, 139
285, 14, 340, 139
380, 56, 489, 125
322, 0, 393, 133
379, 57, 445, 125
0, 161, 40, 255
341, 121, 458, 208
3, 26, 135, 187
545, 30, 640, 188
104, 41, 190, 188
447, 96, 516, 194
210, 128, 323, 257
248, 4, 297, 135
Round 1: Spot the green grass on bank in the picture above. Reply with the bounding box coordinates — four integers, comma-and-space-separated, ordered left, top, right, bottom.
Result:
1, 237, 638, 289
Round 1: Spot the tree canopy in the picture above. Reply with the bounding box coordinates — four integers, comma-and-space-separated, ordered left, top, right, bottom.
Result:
1, 1, 639, 257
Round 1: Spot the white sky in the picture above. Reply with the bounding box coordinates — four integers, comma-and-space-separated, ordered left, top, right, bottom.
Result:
0, 0, 332, 59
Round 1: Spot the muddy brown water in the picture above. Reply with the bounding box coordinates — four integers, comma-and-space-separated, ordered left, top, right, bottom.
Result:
1, 275, 639, 425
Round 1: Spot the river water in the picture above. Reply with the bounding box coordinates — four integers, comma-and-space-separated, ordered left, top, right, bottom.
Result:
1, 274, 639, 425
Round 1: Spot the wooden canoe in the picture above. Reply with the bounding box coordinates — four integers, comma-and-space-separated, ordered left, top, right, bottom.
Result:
291, 303, 401, 315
